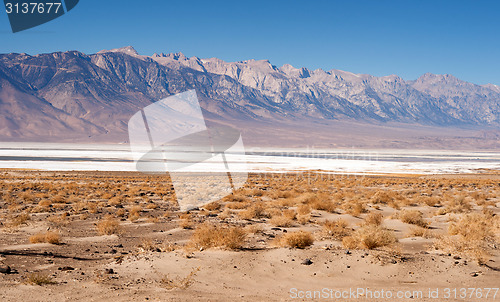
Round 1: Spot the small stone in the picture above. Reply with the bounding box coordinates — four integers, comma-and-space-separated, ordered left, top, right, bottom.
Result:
58, 266, 75, 271
345, 250, 351, 255
0, 265, 11, 274
471, 272, 478, 277
301, 259, 313, 265
105, 268, 115, 274
453, 256, 461, 260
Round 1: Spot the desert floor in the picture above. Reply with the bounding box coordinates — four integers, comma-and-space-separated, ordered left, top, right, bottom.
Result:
0, 170, 499, 301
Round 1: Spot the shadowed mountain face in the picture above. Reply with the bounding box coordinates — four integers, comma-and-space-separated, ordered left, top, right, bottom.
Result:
0, 46, 499, 148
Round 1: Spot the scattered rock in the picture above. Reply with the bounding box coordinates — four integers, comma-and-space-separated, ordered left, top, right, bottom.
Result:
0, 265, 11, 274
105, 268, 115, 274
301, 259, 313, 265
58, 266, 75, 271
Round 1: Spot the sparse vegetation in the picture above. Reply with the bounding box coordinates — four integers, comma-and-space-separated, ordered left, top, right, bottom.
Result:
342, 224, 397, 249
29, 231, 61, 244
277, 230, 314, 249
159, 267, 200, 290
397, 209, 428, 227
96, 217, 121, 235
26, 273, 56, 285
190, 223, 247, 250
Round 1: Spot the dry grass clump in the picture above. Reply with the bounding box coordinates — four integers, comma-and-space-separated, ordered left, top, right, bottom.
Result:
342, 224, 397, 249
268, 209, 296, 227
277, 230, 314, 249
160, 267, 200, 290
342, 200, 366, 217
407, 226, 434, 238
203, 201, 221, 211
218, 208, 233, 220
137, 238, 176, 252
397, 209, 428, 227
238, 203, 267, 220
296, 204, 311, 215
417, 196, 441, 207
190, 223, 247, 250
433, 213, 498, 264
437, 195, 472, 214
323, 218, 351, 240
96, 217, 121, 235
308, 197, 336, 213
29, 231, 61, 244
296, 214, 311, 225
363, 212, 383, 226
129, 205, 142, 221
371, 191, 393, 204
6, 213, 30, 228
269, 215, 294, 227
26, 273, 56, 286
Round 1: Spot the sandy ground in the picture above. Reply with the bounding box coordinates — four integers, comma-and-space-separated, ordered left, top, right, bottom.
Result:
0, 170, 499, 301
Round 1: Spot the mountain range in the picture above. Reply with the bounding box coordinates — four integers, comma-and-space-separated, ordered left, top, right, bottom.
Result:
1, 46, 499, 148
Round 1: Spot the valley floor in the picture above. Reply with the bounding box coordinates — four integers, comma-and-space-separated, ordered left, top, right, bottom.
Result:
0, 171, 499, 301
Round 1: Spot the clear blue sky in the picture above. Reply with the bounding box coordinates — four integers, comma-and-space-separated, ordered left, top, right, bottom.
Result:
1, 0, 499, 85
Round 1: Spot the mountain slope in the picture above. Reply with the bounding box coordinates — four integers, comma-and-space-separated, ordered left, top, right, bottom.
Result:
0, 46, 499, 147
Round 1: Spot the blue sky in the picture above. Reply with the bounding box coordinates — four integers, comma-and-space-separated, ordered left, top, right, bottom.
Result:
1, 0, 499, 85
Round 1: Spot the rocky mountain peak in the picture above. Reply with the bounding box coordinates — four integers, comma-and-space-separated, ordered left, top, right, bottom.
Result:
97, 46, 139, 56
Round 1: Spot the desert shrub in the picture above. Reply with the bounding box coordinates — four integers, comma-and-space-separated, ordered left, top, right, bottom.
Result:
296, 214, 311, 225
309, 198, 336, 213
26, 273, 56, 285
218, 208, 233, 220
160, 267, 199, 290
417, 196, 440, 207
96, 217, 121, 235
342, 224, 397, 249
129, 205, 142, 221
371, 191, 393, 204
190, 223, 246, 250
296, 204, 311, 215
179, 216, 194, 229
342, 201, 366, 217
278, 231, 314, 249
225, 201, 250, 210
407, 226, 434, 238
433, 213, 498, 264
38, 199, 52, 208
29, 231, 60, 244
238, 203, 267, 220
438, 195, 472, 214
7, 213, 30, 227
203, 201, 221, 211
363, 212, 383, 226
323, 218, 351, 240
269, 215, 294, 227
115, 208, 126, 217
398, 209, 428, 227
